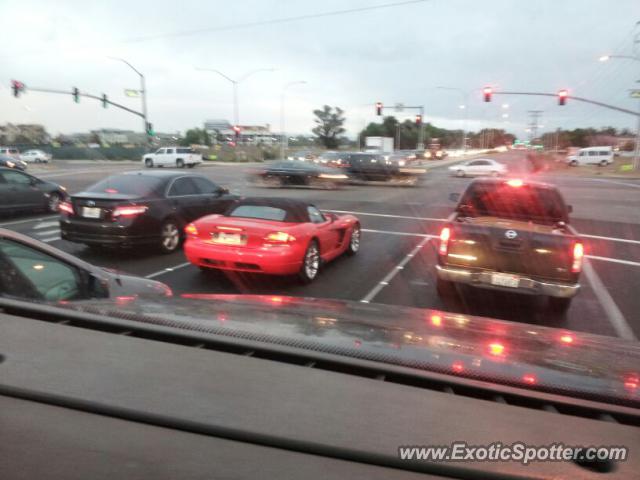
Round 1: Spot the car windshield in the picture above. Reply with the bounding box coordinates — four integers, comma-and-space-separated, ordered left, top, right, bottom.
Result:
1, 0, 639, 413
87, 175, 164, 196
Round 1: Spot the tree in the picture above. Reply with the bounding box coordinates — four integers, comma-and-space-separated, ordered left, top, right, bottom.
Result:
180, 128, 211, 146
312, 105, 346, 148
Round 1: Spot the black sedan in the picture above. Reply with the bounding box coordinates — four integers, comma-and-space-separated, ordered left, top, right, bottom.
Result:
341, 152, 426, 185
0, 167, 67, 214
248, 160, 349, 189
0, 154, 27, 171
0, 228, 171, 302
60, 171, 239, 253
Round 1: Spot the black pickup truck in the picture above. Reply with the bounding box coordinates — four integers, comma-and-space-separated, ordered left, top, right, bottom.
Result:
436, 178, 583, 313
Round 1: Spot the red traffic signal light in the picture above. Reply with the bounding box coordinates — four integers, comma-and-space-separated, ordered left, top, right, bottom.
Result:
558, 89, 568, 106
415, 114, 423, 125
483, 86, 492, 102
11, 80, 25, 98
375, 102, 382, 116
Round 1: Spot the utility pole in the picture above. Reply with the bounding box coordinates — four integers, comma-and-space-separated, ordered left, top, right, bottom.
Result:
109, 57, 149, 144
527, 110, 543, 143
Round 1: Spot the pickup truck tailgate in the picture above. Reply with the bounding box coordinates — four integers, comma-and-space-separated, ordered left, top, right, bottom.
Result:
447, 217, 579, 282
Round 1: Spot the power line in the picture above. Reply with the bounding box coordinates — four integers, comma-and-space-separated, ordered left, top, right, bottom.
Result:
123, 0, 431, 43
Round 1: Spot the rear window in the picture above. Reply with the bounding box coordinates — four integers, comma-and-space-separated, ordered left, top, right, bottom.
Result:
460, 183, 567, 224
228, 205, 288, 222
87, 175, 164, 197
177, 148, 195, 154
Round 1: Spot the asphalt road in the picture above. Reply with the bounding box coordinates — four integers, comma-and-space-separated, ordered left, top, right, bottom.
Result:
2, 154, 639, 341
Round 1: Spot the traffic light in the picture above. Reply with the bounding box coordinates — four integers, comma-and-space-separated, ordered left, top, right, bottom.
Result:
558, 89, 568, 106
233, 125, 241, 139
11, 80, 25, 98
146, 122, 154, 136
102, 94, 108, 108
483, 86, 492, 102
375, 102, 382, 116
415, 114, 423, 125
72, 87, 80, 103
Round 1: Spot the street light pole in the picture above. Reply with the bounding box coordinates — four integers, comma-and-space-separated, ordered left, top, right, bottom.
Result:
436, 86, 469, 154
195, 67, 274, 128
280, 81, 306, 160
109, 57, 148, 141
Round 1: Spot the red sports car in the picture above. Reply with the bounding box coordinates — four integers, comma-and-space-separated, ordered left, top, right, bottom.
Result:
184, 197, 361, 283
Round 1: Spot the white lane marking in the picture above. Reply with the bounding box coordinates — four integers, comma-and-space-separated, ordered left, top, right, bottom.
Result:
586, 178, 640, 189
331, 209, 640, 247
360, 237, 431, 304
40, 235, 61, 243
0, 215, 58, 228
328, 209, 446, 223
145, 262, 191, 279
586, 255, 640, 268
33, 220, 60, 230
580, 233, 640, 246
35, 228, 60, 237
582, 260, 637, 341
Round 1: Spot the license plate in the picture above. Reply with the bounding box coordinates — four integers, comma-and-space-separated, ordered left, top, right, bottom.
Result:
82, 207, 101, 218
212, 232, 245, 245
490, 273, 520, 288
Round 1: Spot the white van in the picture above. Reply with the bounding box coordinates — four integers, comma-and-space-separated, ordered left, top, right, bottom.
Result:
566, 146, 613, 166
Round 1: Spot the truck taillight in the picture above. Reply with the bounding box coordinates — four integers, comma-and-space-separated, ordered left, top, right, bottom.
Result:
112, 205, 148, 218
59, 201, 74, 215
571, 242, 584, 273
439, 227, 451, 256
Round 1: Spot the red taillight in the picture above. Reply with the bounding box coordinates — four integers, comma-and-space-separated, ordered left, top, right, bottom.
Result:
488, 342, 505, 357
522, 374, 537, 385
59, 201, 74, 215
264, 231, 296, 245
185, 223, 198, 236
559, 333, 574, 344
430, 314, 442, 327
451, 361, 464, 373
571, 242, 584, 273
506, 179, 524, 187
439, 227, 451, 256
112, 205, 148, 218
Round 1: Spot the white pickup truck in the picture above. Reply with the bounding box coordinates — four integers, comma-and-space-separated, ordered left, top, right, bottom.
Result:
142, 147, 203, 168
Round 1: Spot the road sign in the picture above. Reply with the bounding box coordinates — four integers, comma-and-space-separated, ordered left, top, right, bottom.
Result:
125, 89, 140, 97
630, 90, 640, 99
394, 102, 404, 112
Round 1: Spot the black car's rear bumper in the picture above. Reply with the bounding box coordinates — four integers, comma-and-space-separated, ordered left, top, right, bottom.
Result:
436, 265, 580, 298
60, 219, 158, 247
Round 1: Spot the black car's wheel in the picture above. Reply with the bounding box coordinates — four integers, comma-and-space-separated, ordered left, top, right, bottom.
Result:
548, 297, 572, 314
569, 160, 578, 167
159, 220, 181, 254
345, 224, 361, 256
456, 169, 465, 177
298, 240, 320, 284
47, 192, 62, 213
145, 158, 154, 168
599, 160, 608, 167
176, 159, 185, 168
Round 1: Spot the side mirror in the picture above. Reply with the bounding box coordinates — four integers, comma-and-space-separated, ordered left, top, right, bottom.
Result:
449, 192, 460, 202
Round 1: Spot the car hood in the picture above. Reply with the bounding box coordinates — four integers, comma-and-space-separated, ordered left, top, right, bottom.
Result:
61, 294, 639, 406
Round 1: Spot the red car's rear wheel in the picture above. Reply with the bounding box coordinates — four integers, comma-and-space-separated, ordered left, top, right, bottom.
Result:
298, 240, 320, 284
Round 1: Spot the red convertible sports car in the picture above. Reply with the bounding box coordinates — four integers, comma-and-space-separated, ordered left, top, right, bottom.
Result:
184, 197, 361, 283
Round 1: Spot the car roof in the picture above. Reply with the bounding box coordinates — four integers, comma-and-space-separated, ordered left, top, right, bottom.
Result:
227, 197, 312, 223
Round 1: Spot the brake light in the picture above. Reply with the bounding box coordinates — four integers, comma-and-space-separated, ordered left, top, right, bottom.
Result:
185, 223, 198, 236
506, 179, 524, 187
59, 201, 74, 215
430, 314, 442, 327
264, 232, 296, 244
439, 227, 451, 255
571, 242, 584, 273
559, 333, 574, 344
112, 205, 148, 218
522, 374, 537, 385
488, 342, 505, 357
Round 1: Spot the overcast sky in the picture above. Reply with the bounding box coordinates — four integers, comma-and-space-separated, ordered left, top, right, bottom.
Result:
1, 0, 639, 139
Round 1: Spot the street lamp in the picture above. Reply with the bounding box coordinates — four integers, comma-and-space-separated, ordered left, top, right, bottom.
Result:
109, 57, 148, 140
437, 86, 470, 153
598, 48, 640, 170
280, 81, 307, 160
195, 67, 275, 127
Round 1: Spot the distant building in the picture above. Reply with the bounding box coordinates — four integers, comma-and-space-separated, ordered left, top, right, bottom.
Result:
204, 119, 278, 145
0, 123, 50, 145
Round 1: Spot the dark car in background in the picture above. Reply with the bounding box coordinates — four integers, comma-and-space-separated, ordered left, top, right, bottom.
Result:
0, 228, 172, 302
340, 152, 426, 185
60, 171, 239, 253
0, 153, 27, 171
248, 160, 349, 189
0, 167, 67, 214
287, 150, 318, 162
